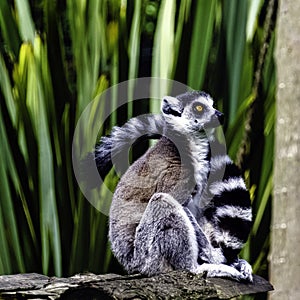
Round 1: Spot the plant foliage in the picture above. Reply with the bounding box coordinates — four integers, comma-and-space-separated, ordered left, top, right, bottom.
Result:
0, 0, 276, 284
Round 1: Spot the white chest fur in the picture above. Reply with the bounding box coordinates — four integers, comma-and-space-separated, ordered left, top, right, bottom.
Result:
188, 134, 210, 198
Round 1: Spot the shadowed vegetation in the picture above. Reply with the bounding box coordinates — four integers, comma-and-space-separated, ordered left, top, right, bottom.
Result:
0, 1, 276, 292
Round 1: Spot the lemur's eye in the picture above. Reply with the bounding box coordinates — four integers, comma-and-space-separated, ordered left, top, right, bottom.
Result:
195, 105, 203, 112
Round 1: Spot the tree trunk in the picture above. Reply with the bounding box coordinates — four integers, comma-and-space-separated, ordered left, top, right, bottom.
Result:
0, 272, 272, 299
270, 0, 300, 298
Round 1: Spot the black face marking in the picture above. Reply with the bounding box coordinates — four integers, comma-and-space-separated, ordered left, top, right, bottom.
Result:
161, 98, 183, 117
162, 106, 181, 117
162, 100, 182, 117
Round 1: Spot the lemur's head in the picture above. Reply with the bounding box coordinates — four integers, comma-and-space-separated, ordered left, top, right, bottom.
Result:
161, 91, 224, 134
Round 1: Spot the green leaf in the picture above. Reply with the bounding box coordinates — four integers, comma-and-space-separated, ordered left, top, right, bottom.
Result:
127, 0, 142, 118
223, 0, 247, 123
19, 37, 62, 275
0, 1, 21, 57
0, 108, 25, 273
15, 0, 35, 43
247, 0, 264, 41
151, 0, 176, 112
188, 0, 216, 90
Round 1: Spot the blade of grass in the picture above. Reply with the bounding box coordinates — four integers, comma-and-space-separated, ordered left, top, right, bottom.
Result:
110, 41, 119, 127
0, 55, 38, 250
0, 108, 25, 273
151, 0, 176, 112
247, 0, 264, 41
252, 175, 273, 236
69, 194, 89, 274
19, 38, 62, 275
223, 0, 247, 123
67, 0, 104, 119
0, 197, 12, 274
67, 0, 114, 274
0, 55, 17, 125
0, 1, 21, 57
15, 0, 35, 43
87, 0, 102, 91
128, 0, 142, 118
171, 0, 191, 79
188, 0, 216, 90
37, 39, 62, 276
128, 0, 142, 80
0, 56, 33, 272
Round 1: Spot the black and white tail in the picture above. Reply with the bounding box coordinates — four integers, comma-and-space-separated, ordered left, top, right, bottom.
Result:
200, 153, 252, 265
94, 114, 164, 180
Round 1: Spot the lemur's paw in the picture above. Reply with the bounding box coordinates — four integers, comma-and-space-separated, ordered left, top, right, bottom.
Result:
189, 265, 207, 276
232, 259, 253, 282
191, 263, 246, 282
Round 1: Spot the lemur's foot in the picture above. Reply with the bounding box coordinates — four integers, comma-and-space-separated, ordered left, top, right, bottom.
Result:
192, 263, 250, 282
231, 259, 253, 282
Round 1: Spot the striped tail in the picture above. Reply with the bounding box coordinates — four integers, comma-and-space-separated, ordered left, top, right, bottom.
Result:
94, 114, 164, 181
202, 154, 252, 264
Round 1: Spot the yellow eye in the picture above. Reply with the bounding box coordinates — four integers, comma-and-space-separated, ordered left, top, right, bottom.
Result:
195, 105, 203, 112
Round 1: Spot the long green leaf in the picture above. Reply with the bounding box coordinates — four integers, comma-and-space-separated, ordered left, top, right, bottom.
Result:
247, 0, 264, 41
15, 0, 35, 43
223, 0, 247, 123
18, 38, 62, 275
151, 0, 176, 112
172, 0, 191, 79
127, 0, 142, 117
0, 55, 17, 125
0, 108, 25, 273
0, 1, 21, 57
188, 0, 216, 90
0, 195, 12, 274
0, 55, 38, 256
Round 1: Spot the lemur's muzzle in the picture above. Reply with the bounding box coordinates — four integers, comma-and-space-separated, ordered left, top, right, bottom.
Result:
204, 110, 224, 129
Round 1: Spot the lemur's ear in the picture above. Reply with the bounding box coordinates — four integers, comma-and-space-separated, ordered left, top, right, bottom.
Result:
161, 96, 183, 117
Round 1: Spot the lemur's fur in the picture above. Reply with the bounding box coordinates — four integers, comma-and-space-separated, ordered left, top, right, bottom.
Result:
94, 91, 253, 281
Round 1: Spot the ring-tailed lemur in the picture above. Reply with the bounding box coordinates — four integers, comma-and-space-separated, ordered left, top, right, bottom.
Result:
94, 91, 253, 281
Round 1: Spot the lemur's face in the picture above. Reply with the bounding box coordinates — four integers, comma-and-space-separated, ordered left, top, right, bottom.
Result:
161, 91, 224, 134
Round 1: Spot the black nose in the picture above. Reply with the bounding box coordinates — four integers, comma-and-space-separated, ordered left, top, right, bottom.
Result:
215, 110, 224, 124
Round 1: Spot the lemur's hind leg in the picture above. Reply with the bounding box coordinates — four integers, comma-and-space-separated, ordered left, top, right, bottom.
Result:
194, 263, 250, 282
184, 206, 252, 282
133, 192, 251, 281
134, 193, 200, 276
